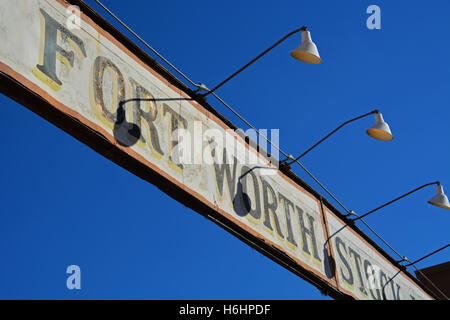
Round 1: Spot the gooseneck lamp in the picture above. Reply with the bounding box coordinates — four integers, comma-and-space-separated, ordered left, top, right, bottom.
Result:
349, 181, 450, 222
281, 110, 393, 165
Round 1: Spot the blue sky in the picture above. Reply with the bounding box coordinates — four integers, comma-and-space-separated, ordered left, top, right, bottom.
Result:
0, 0, 449, 299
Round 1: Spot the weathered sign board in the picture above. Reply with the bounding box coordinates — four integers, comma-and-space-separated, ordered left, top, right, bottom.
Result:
0, 0, 434, 300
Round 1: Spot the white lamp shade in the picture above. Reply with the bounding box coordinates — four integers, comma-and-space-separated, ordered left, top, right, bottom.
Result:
290, 31, 321, 64
428, 185, 450, 210
366, 113, 393, 141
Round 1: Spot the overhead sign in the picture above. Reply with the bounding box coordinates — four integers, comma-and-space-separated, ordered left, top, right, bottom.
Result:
0, 0, 433, 300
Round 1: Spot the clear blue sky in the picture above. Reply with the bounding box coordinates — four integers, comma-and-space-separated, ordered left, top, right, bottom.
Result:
0, 0, 449, 299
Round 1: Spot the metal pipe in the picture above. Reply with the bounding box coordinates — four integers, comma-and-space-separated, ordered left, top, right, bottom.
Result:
89, 3, 447, 298
94, 0, 200, 88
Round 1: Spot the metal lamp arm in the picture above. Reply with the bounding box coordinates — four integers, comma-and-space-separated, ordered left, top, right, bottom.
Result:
284, 110, 379, 164
201, 26, 307, 97
351, 182, 440, 221
404, 244, 449, 267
